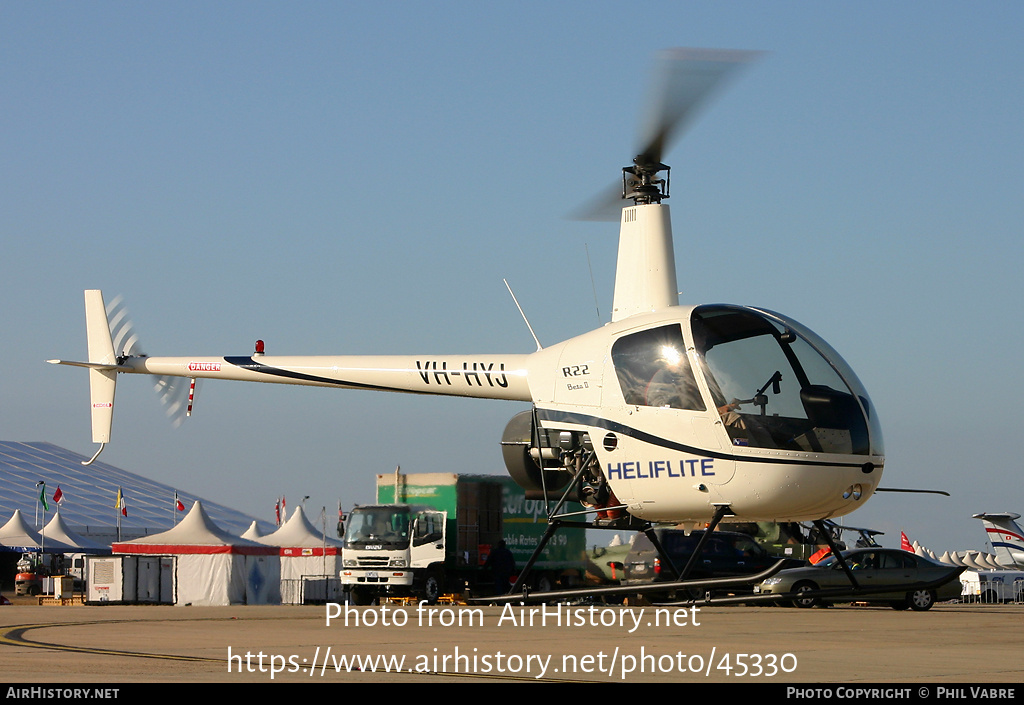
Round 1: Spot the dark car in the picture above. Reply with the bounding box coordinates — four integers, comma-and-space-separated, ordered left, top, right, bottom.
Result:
622, 529, 790, 597
754, 547, 965, 610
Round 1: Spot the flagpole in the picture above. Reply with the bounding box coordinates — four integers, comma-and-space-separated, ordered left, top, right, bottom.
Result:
320, 506, 327, 576
36, 481, 47, 554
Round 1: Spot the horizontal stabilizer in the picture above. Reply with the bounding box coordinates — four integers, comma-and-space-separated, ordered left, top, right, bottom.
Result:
47, 359, 124, 371
973, 512, 1022, 522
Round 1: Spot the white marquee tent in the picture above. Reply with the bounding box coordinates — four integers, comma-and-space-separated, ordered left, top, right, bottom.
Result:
42, 510, 110, 553
256, 506, 342, 603
258, 506, 342, 577
0, 510, 76, 553
241, 521, 265, 541
112, 501, 280, 605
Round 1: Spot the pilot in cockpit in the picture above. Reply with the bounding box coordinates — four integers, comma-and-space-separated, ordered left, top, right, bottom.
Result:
643, 347, 703, 410
689, 324, 747, 431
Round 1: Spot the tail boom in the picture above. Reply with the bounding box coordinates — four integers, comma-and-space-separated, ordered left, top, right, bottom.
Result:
119, 354, 533, 401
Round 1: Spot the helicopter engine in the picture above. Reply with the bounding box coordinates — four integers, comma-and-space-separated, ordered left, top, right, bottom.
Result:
501, 410, 624, 519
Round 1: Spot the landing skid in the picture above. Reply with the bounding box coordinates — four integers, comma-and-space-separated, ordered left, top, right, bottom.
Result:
472, 556, 961, 608
483, 560, 790, 605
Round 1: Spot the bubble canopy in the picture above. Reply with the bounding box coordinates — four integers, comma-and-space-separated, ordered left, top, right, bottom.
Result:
610, 304, 883, 458
694, 304, 882, 456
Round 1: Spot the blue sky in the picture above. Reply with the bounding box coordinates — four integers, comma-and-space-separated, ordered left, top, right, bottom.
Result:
2, 2, 1021, 555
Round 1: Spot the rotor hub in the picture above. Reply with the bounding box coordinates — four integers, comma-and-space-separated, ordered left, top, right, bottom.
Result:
622, 158, 670, 205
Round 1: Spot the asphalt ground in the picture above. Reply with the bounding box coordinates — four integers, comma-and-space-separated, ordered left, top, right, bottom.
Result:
1, 598, 1022, 688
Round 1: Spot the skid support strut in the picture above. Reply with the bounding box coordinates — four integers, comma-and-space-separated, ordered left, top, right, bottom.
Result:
675, 504, 732, 581
812, 518, 859, 589
509, 518, 561, 596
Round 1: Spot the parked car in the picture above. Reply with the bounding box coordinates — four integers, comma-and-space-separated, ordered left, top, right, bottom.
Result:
623, 529, 796, 599
754, 548, 964, 610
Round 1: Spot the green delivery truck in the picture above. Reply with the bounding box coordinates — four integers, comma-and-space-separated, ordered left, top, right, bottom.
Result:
340, 472, 586, 604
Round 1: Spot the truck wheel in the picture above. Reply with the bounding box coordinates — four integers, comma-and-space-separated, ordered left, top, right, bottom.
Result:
350, 588, 374, 606
533, 573, 554, 593
422, 571, 444, 605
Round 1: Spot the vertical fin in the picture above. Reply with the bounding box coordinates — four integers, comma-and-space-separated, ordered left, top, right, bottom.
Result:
973, 513, 1024, 568
84, 290, 117, 455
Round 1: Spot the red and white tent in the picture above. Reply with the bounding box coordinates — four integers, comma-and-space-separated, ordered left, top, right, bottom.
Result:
256, 506, 342, 603
113, 501, 279, 605
257, 506, 342, 578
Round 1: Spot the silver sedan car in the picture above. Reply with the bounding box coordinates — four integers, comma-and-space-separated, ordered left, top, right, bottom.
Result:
754, 548, 964, 610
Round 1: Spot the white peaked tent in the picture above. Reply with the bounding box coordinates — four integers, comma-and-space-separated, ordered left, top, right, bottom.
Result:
42, 510, 110, 553
256, 507, 343, 603
112, 501, 280, 605
0, 510, 76, 553
241, 521, 265, 541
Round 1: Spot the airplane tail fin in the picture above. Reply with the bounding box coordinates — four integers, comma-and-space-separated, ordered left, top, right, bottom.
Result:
973, 512, 1024, 569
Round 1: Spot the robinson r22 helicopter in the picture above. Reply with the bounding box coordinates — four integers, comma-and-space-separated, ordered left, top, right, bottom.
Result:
51, 49, 890, 602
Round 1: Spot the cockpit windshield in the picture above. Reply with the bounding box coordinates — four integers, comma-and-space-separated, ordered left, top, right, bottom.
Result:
690, 305, 882, 456
343, 506, 411, 549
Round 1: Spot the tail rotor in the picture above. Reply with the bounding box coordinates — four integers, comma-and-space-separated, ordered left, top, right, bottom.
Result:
106, 294, 197, 428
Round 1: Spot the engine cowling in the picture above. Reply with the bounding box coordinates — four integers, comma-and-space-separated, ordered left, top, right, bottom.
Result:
500, 410, 572, 494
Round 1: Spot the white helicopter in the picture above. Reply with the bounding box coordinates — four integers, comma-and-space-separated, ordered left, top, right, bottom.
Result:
51, 49, 887, 596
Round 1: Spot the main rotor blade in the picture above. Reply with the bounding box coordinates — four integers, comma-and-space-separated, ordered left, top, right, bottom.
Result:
571, 48, 763, 221
569, 182, 627, 222
636, 48, 764, 166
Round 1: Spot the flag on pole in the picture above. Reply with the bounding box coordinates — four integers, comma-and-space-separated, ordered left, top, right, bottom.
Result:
53, 486, 64, 505
275, 499, 281, 525
900, 531, 913, 552
37, 481, 48, 511
116, 487, 127, 516
175, 493, 185, 511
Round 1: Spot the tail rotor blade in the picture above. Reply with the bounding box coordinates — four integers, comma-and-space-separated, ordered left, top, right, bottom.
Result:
154, 375, 194, 427
106, 293, 196, 426
106, 294, 146, 357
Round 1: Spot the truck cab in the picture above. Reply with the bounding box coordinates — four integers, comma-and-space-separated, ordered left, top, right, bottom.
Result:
340, 504, 446, 604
